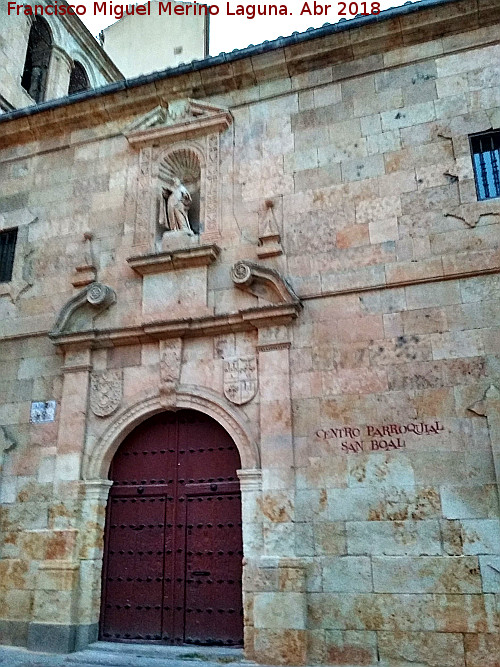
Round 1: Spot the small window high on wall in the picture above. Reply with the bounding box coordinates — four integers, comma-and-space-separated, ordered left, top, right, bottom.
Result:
21, 17, 52, 103
68, 61, 90, 95
470, 130, 500, 201
0, 228, 18, 283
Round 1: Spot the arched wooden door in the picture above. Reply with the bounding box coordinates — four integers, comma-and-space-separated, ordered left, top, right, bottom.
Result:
100, 410, 244, 646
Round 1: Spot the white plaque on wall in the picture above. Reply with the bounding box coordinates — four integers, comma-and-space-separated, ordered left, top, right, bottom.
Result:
30, 401, 56, 424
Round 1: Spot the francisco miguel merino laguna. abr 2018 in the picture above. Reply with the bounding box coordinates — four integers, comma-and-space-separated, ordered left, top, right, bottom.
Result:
7, 1, 328, 18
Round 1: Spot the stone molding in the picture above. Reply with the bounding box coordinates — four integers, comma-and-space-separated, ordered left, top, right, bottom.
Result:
231, 260, 301, 306
22, 257, 500, 348
81, 479, 113, 502
83, 384, 260, 479
237, 468, 263, 492
62, 349, 92, 373
63, 364, 92, 374
127, 244, 220, 275
50, 45, 74, 71
257, 556, 307, 570
49, 302, 301, 351
37, 560, 79, 572
301, 249, 500, 301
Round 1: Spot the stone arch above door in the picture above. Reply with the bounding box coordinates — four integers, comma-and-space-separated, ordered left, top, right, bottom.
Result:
83, 385, 260, 481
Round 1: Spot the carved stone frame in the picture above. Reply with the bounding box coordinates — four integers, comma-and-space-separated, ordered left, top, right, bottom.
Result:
127, 101, 230, 249
133, 134, 222, 248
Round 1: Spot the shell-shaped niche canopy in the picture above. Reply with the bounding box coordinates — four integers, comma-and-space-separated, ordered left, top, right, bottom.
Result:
159, 149, 202, 233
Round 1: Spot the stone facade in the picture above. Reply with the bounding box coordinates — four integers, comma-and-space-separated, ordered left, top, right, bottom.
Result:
0, 0, 121, 112
1, 0, 500, 664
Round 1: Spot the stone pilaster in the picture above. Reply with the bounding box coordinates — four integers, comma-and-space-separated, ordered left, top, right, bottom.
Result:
45, 46, 73, 100
29, 559, 80, 652
257, 327, 294, 472
238, 469, 263, 661
257, 326, 295, 560
55, 349, 92, 485
75, 479, 113, 650
238, 468, 263, 558
26, 350, 94, 651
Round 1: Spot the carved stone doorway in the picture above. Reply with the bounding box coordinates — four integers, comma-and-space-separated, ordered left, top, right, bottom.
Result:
100, 409, 244, 646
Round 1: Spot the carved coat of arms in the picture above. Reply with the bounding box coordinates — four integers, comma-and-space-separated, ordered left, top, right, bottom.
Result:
90, 370, 123, 417
223, 356, 258, 405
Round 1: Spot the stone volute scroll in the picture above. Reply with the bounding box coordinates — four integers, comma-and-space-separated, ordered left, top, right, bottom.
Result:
231, 260, 301, 306
50, 282, 116, 342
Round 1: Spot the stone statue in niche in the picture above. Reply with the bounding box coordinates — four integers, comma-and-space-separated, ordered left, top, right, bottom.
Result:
157, 149, 202, 249
159, 178, 194, 235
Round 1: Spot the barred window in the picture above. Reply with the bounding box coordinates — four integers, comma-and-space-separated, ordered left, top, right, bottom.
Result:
0, 228, 18, 283
470, 130, 500, 201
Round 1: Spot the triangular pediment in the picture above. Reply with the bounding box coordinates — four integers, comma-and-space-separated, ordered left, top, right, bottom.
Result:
124, 99, 232, 145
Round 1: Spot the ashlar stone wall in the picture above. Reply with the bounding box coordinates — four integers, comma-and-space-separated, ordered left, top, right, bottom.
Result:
1, 0, 500, 664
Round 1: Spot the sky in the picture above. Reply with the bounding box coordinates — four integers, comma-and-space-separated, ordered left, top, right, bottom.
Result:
77, 0, 414, 56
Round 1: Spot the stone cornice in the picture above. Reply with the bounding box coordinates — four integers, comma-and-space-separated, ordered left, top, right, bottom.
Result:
49, 303, 302, 351
4, 249, 500, 342
127, 245, 220, 275
0, 0, 498, 148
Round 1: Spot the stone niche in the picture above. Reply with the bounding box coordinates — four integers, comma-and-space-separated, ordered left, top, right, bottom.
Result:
123, 99, 232, 250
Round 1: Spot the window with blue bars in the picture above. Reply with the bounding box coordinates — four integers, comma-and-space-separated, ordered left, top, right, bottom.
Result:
470, 130, 500, 201
0, 228, 18, 283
